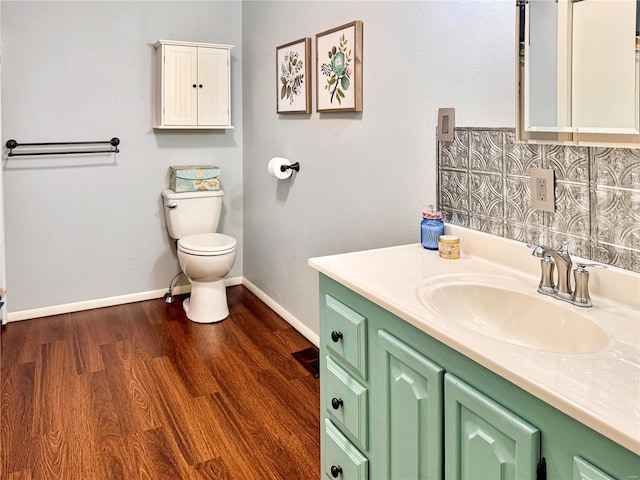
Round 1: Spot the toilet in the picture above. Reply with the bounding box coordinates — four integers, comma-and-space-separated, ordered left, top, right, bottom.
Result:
161, 189, 237, 323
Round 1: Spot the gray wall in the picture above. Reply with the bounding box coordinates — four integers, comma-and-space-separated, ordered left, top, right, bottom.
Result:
1, 1, 516, 338
241, 1, 514, 335
2, 1, 243, 311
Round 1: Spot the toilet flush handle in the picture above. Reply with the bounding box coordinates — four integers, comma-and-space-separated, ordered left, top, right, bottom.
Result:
166, 202, 178, 209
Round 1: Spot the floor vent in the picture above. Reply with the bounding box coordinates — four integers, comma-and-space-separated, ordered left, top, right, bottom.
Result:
292, 347, 320, 378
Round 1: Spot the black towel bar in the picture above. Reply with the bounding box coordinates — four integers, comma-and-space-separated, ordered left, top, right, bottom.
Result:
5, 137, 120, 157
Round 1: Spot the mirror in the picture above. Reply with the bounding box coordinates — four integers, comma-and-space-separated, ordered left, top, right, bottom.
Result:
526, 0, 570, 132
519, 0, 640, 144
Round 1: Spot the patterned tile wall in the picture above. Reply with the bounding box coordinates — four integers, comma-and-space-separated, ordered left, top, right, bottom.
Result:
437, 128, 640, 273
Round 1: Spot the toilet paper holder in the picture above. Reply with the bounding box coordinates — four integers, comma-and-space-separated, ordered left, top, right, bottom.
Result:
280, 161, 300, 172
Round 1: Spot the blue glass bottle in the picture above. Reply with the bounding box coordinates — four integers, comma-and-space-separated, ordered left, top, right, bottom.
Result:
421, 207, 444, 250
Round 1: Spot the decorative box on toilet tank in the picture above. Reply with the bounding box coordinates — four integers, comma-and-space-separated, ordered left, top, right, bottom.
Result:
169, 165, 221, 192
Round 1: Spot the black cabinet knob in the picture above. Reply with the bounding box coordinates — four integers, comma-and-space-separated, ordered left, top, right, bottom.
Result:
331, 331, 343, 342
331, 397, 343, 410
330, 465, 343, 478
198, 84, 203, 88
192, 84, 197, 88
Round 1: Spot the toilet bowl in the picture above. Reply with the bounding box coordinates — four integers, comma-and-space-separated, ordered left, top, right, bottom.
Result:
161, 188, 237, 324
177, 233, 237, 323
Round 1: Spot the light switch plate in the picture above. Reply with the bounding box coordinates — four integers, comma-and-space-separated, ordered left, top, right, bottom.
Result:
530, 168, 555, 212
437, 108, 455, 142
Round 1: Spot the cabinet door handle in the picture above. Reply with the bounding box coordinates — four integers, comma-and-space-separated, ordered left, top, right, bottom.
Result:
192, 84, 197, 88
198, 84, 203, 88
331, 397, 343, 410
330, 465, 343, 478
330, 331, 343, 342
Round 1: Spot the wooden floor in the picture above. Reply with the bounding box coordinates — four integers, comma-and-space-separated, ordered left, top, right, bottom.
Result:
0, 286, 320, 479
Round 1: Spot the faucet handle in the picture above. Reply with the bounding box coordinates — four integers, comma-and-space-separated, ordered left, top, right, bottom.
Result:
575, 262, 607, 272
573, 263, 607, 307
526, 243, 546, 257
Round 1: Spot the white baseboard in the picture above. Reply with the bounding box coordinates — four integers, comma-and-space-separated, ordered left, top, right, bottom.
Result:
4, 276, 318, 352
242, 278, 319, 347
6, 276, 243, 323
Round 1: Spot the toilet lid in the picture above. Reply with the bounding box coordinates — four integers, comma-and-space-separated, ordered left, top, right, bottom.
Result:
178, 233, 237, 256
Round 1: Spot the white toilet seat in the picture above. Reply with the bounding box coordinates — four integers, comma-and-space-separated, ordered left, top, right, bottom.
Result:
178, 233, 237, 256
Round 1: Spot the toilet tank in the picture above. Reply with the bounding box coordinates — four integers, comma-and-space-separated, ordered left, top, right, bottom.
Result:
162, 189, 224, 239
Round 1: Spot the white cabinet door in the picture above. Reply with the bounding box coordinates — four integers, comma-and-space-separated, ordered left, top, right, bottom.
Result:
197, 47, 229, 126
572, 0, 638, 133
163, 44, 199, 126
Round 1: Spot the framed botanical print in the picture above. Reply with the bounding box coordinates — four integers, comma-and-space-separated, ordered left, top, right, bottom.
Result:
276, 37, 312, 113
316, 21, 363, 112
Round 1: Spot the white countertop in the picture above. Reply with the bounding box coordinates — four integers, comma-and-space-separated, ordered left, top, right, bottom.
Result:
309, 226, 640, 455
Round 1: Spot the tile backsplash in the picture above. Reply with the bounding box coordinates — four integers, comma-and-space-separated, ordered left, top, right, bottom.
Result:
437, 128, 640, 273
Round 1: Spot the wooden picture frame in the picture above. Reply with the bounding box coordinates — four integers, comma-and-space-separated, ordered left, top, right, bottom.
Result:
276, 37, 312, 113
316, 21, 363, 112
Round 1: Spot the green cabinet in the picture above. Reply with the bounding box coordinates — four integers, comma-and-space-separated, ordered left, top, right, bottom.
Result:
573, 456, 616, 480
445, 374, 540, 480
324, 419, 368, 480
318, 274, 639, 480
325, 356, 368, 450
378, 330, 444, 480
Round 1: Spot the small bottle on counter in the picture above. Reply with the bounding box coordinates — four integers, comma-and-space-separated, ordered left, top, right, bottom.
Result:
421, 205, 444, 250
438, 235, 460, 259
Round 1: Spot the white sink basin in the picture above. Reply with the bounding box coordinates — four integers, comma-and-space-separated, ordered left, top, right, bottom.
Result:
417, 274, 611, 354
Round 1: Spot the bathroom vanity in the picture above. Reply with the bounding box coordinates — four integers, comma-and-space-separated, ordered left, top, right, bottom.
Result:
309, 227, 640, 479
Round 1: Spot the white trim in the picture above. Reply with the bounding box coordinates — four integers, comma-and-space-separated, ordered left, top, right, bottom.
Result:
242, 278, 319, 347
3, 276, 318, 350
6, 276, 243, 323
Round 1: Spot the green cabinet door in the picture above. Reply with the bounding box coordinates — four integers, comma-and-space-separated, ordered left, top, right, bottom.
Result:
573, 456, 617, 480
377, 330, 445, 480
445, 374, 540, 480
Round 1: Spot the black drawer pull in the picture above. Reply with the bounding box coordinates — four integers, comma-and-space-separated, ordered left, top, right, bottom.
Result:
331, 397, 343, 410
331, 465, 343, 478
331, 330, 343, 342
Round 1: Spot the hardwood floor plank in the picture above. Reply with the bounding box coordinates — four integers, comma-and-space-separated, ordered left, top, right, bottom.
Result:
146, 356, 216, 467
121, 302, 167, 361
193, 394, 267, 480
1, 286, 320, 479
31, 341, 74, 436
32, 430, 68, 480
69, 312, 105, 375
90, 434, 128, 480
6, 470, 32, 480
1, 362, 35, 474
100, 341, 162, 436
229, 313, 307, 379
88, 369, 124, 443
155, 320, 221, 398
193, 457, 233, 480
66, 373, 100, 479
134, 427, 184, 479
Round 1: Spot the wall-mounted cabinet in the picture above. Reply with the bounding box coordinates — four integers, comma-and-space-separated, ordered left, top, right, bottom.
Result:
517, 0, 640, 147
154, 40, 233, 129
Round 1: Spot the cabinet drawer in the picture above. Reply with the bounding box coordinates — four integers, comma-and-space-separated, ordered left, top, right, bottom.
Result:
326, 356, 368, 449
325, 294, 367, 379
324, 419, 368, 480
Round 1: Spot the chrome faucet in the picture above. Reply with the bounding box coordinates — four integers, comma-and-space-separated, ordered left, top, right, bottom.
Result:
527, 241, 606, 307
